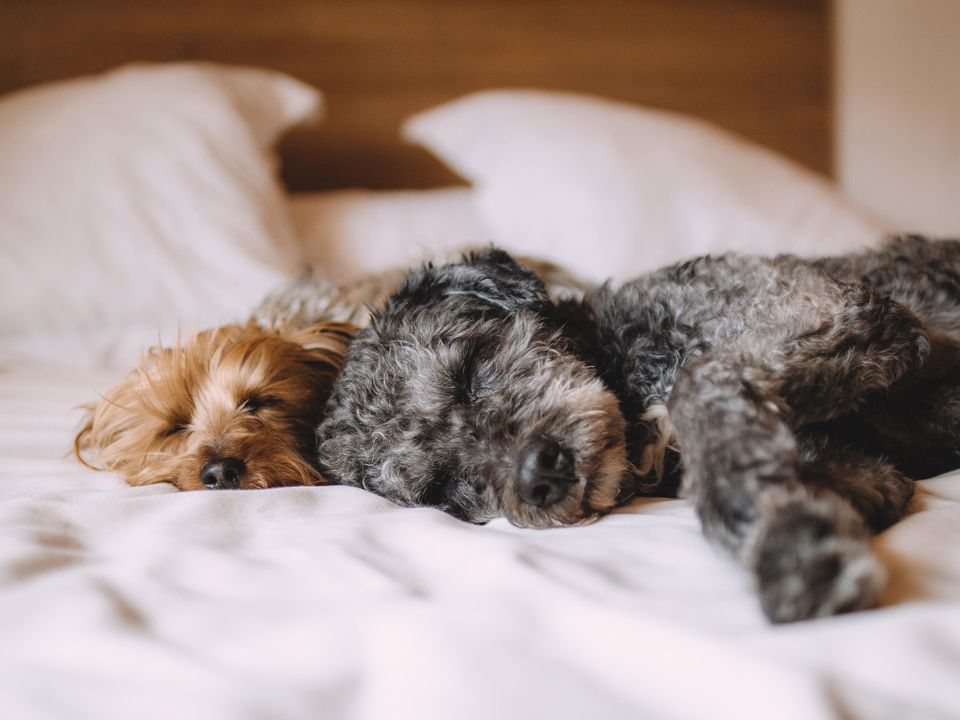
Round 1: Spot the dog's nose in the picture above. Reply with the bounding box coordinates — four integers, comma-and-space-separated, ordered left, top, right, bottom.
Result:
200, 457, 246, 489
517, 438, 577, 508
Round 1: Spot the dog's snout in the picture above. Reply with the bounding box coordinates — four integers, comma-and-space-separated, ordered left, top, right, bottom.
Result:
517, 438, 577, 508
200, 457, 246, 489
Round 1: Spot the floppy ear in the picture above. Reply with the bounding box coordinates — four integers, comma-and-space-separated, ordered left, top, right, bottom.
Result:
72, 371, 149, 474
279, 321, 357, 376
453, 247, 551, 311
388, 246, 550, 316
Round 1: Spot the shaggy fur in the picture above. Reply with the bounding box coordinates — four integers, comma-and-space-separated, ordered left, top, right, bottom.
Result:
317, 236, 960, 622
75, 322, 353, 490
76, 251, 592, 492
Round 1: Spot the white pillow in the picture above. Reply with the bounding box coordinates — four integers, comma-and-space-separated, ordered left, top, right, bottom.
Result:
0, 63, 319, 368
403, 90, 890, 283
289, 187, 490, 280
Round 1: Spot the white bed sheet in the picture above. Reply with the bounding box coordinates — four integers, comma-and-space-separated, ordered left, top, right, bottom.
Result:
2, 366, 960, 720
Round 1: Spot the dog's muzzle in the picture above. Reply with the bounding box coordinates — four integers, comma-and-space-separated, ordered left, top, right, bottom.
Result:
516, 438, 578, 508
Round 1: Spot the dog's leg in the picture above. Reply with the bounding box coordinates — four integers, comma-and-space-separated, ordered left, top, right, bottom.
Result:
846, 334, 960, 477
665, 273, 938, 621
776, 281, 930, 426
668, 355, 888, 622
797, 451, 915, 534
745, 450, 914, 621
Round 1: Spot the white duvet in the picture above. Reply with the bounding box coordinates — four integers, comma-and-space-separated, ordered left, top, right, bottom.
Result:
2, 366, 959, 720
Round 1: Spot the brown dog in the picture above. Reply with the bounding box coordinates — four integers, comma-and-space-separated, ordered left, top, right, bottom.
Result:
74, 322, 354, 490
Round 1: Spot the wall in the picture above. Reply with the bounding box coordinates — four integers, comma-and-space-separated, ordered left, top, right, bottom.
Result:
0, 0, 831, 191
836, 0, 960, 234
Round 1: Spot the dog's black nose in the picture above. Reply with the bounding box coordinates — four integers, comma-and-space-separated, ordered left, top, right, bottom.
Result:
517, 438, 577, 508
200, 457, 245, 489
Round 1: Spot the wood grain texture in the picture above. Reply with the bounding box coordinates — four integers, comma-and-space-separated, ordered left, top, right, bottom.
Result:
0, 0, 831, 190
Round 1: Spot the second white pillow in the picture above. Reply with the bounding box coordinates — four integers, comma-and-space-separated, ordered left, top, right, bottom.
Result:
404, 90, 889, 282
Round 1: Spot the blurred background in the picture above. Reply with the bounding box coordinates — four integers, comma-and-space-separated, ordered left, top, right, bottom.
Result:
3, 0, 955, 235
835, 0, 959, 236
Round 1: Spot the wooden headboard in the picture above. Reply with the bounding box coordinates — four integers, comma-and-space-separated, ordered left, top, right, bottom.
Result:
0, 0, 831, 191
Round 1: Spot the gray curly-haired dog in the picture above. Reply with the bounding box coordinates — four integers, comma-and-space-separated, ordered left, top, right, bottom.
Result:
317, 236, 960, 622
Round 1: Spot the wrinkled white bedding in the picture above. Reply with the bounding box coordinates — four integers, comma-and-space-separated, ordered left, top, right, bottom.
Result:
2, 366, 959, 720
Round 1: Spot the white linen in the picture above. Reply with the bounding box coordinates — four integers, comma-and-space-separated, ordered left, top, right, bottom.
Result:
289, 187, 490, 280
0, 63, 318, 369
2, 366, 959, 720
404, 90, 891, 283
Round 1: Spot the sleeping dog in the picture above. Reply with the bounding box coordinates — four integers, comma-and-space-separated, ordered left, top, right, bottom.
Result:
75, 253, 592, 492
317, 237, 960, 622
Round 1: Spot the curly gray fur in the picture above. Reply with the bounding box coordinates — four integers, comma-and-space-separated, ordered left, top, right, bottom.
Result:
317, 236, 960, 622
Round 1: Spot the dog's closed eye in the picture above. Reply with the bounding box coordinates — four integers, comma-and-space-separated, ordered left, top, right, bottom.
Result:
159, 423, 188, 439
242, 394, 283, 413
456, 345, 496, 401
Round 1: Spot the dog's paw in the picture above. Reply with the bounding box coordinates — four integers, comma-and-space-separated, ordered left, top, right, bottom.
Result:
751, 502, 884, 623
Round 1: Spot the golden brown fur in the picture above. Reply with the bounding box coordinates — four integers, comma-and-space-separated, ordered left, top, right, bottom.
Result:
74, 321, 355, 490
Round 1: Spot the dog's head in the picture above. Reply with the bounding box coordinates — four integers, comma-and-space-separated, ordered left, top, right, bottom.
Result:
317, 249, 628, 528
75, 322, 355, 490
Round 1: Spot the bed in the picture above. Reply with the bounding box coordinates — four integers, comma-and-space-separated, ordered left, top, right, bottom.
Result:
2, 3, 959, 718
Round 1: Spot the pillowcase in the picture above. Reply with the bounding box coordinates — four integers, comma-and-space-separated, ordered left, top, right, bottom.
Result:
403, 90, 890, 282
0, 63, 319, 368
289, 187, 490, 280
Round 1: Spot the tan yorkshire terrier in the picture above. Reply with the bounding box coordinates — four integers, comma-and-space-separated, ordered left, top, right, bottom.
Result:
74, 321, 354, 490
75, 251, 592, 491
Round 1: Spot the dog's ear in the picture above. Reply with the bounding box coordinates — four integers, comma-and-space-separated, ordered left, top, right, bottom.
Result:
279, 321, 356, 376
71, 370, 151, 475
455, 247, 550, 311
388, 246, 550, 317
